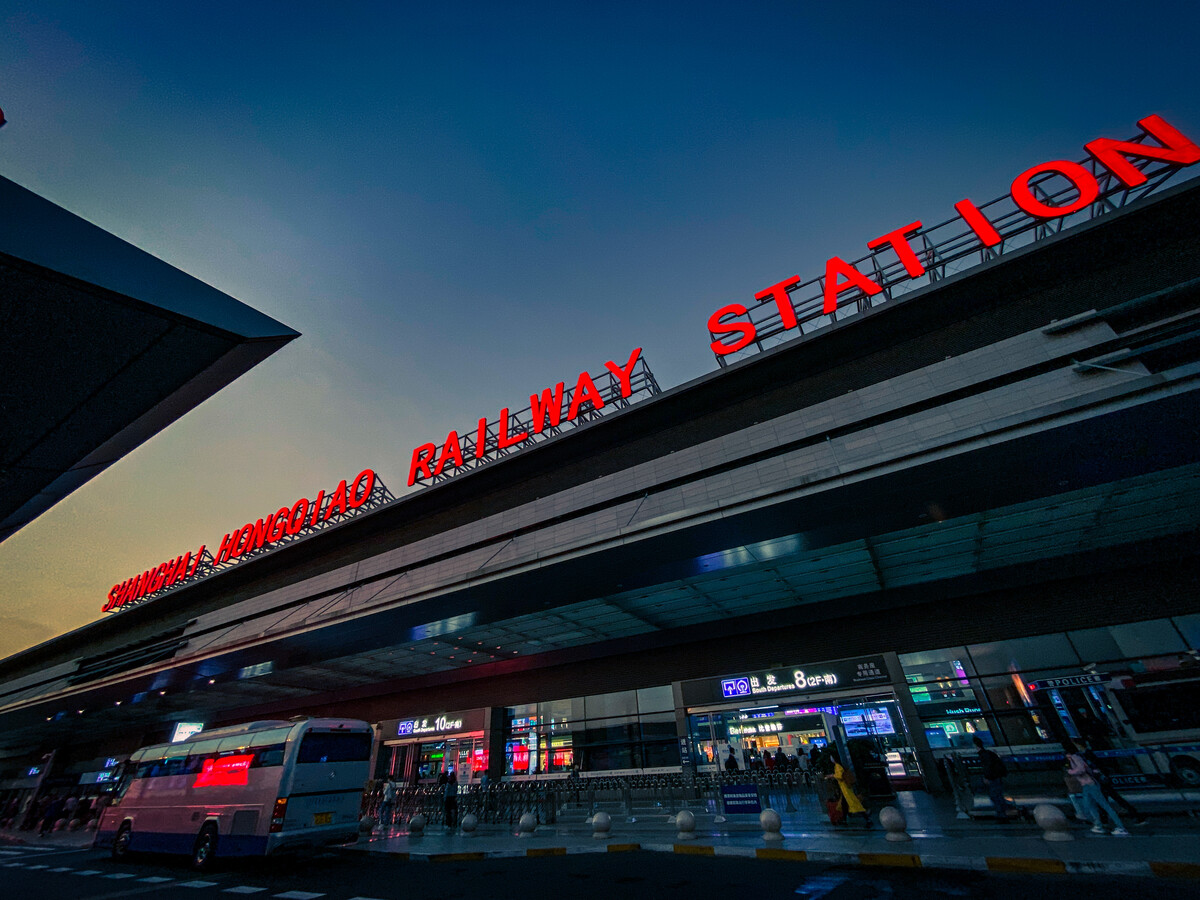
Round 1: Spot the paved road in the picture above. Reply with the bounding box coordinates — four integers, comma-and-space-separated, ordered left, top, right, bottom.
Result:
0, 841, 1197, 899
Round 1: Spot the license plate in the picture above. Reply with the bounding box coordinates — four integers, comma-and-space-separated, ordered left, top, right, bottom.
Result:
313, 812, 333, 826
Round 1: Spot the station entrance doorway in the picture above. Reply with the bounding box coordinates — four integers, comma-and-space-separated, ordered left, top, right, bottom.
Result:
679, 654, 930, 793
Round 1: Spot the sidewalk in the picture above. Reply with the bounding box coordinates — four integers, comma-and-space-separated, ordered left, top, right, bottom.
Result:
349, 791, 1200, 878
0, 825, 96, 850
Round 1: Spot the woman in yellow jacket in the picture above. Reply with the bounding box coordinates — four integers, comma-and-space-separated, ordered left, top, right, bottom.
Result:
826, 751, 872, 827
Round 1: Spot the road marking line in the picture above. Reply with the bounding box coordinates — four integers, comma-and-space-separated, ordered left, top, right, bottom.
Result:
0, 850, 22, 855
25, 864, 49, 869
525, 847, 566, 857
859, 852, 921, 868
273, 893, 326, 899
49, 866, 74, 871
225, 888, 268, 894
139, 876, 175, 883
104, 872, 138, 878
179, 880, 220, 888
74, 869, 103, 875
1149, 861, 1200, 879
985, 856, 1067, 875
756, 848, 808, 861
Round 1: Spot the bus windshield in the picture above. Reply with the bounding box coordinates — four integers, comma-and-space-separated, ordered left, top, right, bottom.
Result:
296, 731, 372, 764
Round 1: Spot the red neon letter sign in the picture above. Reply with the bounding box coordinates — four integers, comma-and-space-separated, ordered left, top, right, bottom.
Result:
708, 304, 756, 355
1086, 114, 1200, 188
408, 443, 437, 486
755, 277, 801, 330
1010, 160, 1099, 218
822, 257, 883, 314
867, 221, 926, 277
604, 347, 643, 398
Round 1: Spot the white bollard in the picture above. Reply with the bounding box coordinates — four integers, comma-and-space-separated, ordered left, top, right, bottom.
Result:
592, 810, 612, 840
460, 813, 478, 836
675, 809, 697, 841
517, 812, 537, 837
1033, 804, 1073, 842
760, 808, 784, 842
408, 813, 426, 836
878, 806, 912, 842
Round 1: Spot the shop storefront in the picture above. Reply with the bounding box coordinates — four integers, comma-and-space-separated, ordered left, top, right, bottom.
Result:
681, 654, 931, 791
502, 686, 679, 778
376, 708, 492, 784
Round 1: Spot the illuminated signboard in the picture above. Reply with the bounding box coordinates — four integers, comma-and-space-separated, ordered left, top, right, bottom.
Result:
1026, 674, 1106, 691
194, 754, 253, 788
407, 349, 661, 486
715, 656, 890, 701
707, 115, 1200, 363
171, 722, 205, 743
397, 714, 464, 737
102, 468, 391, 613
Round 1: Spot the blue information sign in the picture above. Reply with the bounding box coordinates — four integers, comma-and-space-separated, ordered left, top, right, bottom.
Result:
721, 784, 762, 814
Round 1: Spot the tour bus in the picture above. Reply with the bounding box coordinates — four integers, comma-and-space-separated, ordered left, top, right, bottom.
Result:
95, 717, 371, 868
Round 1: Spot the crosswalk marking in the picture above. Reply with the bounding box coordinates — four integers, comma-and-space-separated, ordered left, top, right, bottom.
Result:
105, 872, 137, 879
274, 892, 326, 899
2, 863, 22, 867
347, 897, 390, 900
0, 850, 22, 855
74, 869, 102, 875
179, 880, 220, 888
225, 888, 268, 894
139, 876, 175, 883
49, 866, 73, 872
25, 864, 49, 869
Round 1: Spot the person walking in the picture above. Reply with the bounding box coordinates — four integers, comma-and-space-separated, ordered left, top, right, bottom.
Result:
724, 747, 740, 772
1080, 743, 1147, 825
825, 751, 871, 827
442, 768, 458, 830
973, 736, 1014, 821
378, 778, 396, 829
1064, 739, 1129, 835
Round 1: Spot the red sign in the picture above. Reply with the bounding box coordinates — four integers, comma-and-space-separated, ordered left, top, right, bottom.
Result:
407, 348, 646, 486
707, 114, 1200, 356
193, 754, 254, 788
102, 468, 384, 613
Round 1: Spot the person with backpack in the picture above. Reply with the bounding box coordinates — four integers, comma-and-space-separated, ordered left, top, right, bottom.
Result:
1063, 739, 1129, 835
825, 751, 870, 827
973, 735, 1014, 821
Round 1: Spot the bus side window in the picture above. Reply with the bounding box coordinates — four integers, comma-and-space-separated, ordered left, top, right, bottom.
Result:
184, 752, 210, 775
253, 743, 286, 767
161, 754, 188, 776
113, 762, 135, 801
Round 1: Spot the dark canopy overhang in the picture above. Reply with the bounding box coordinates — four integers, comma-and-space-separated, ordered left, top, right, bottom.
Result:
0, 175, 300, 542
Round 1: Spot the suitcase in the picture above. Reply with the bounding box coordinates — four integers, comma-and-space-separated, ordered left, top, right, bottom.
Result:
826, 797, 847, 825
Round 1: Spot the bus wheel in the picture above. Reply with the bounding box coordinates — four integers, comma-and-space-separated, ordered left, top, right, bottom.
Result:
112, 824, 132, 860
191, 824, 218, 871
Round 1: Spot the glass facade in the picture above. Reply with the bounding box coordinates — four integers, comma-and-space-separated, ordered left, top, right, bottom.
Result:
900, 615, 1200, 756
503, 686, 678, 775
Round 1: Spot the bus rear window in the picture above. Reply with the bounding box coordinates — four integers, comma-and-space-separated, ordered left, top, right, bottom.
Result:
297, 731, 372, 764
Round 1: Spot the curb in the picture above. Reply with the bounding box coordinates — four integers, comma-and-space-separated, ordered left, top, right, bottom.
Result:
343, 841, 1200, 877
